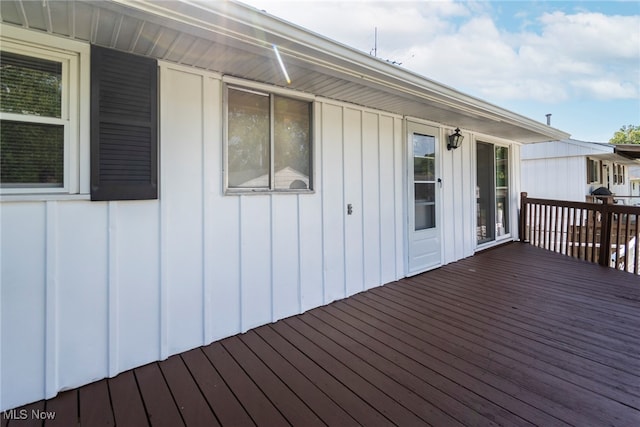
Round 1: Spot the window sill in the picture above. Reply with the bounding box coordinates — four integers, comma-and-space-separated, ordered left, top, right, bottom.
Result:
224, 189, 316, 196
0, 193, 91, 202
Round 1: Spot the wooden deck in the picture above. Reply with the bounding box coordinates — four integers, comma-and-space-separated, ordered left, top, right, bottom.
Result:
3, 243, 639, 426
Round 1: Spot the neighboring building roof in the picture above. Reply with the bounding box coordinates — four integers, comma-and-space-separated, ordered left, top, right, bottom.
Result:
521, 138, 639, 165
614, 144, 640, 160
0, 0, 570, 143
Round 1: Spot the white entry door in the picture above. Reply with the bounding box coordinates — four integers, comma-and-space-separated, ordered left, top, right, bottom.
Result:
407, 121, 441, 275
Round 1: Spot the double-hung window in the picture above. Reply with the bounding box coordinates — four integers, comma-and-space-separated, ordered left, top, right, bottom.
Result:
0, 44, 75, 193
0, 27, 89, 197
226, 85, 312, 192
586, 158, 601, 184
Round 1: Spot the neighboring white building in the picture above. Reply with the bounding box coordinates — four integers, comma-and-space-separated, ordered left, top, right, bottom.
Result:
521, 139, 639, 203
629, 166, 640, 205
0, 0, 569, 411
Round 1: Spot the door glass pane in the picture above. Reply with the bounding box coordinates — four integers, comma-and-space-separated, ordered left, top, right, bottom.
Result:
274, 96, 311, 190
227, 88, 269, 188
495, 146, 509, 236
413, 133, 435, 181
415, 183, 435, 230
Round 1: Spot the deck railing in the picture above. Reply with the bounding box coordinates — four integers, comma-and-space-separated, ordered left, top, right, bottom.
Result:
519, 192, 640, 275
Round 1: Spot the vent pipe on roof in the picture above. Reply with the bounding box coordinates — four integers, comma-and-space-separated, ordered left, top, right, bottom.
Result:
546, 113, 552, 126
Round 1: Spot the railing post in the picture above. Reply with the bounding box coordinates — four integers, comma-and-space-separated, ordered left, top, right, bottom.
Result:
598, 197, 612, 267
520, 192, 528, 243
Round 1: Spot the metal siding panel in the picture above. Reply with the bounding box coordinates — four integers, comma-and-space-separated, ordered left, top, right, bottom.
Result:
48, 1, 72, 36
204, 76, 243, 341
393, 117, 405, 279
112, 16, 143, 52
57, 201, 109, 391
160, 67, 204, 356
362, 112, 382, 289
321, 103, 346, 303
298, 194, 324, 311
299, 103, 325, 311
272, 195, 301, 321
21, 0, 47, 30
0, 202, 47, 410
461, 134, 475, 258
441, 128, 454, 264
511, 144, 522, 240
209, 194, 243, 340
240, 196, 272, 331
73, 2, 96, 40
202, 75, 219, 344
344, 108, 364, 296
379, 115, 399, 283
0, 1, 23, 26
93, 8, 121, 46
113, 201, 161, 373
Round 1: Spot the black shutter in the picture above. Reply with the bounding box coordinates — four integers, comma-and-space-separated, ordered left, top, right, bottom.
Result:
91, 46, 157, 200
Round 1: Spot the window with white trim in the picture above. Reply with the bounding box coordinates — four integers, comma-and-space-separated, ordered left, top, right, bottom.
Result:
0, 30, 85, 196
226, 85, 312, 192
586, 158, 600, 184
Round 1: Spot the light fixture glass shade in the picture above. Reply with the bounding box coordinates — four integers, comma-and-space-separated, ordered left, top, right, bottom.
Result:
448, 128, 464, 150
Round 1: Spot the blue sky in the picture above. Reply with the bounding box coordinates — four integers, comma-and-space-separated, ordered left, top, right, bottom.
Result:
241, 0, 640, 142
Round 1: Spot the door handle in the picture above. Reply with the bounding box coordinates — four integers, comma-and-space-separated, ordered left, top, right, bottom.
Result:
437, 178, 442, 188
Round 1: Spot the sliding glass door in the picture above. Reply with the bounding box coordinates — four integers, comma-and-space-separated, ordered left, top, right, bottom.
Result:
476, 142, 509, 245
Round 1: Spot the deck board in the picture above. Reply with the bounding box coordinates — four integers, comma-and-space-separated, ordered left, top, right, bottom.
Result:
158, 355, 220, 427
78, 380, 114, 427
254, 326, 393, 426
385, 279, 640, 400
4, 243, 640, 426
107, 371, 149, 427
180, 348, 255, 427
43, 390, 77, 427
135, 362, 185, 427
353, 287, 629, 426
238, 329, 360, 427
201, 342, 289, 426
221, 336, 325, 427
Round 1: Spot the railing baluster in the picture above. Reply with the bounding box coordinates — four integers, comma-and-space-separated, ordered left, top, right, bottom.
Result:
560, 206, 567, 255
589, 210, 602, 262
577, 208, 583, 260
623, 213, 630, 272
572, 207, 578, 258
633, 214, 640, 274
536, 203, 542, 248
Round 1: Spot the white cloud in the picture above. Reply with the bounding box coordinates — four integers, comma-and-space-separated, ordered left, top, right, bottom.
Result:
242, 1, 640, 104
571, 78, 639, 100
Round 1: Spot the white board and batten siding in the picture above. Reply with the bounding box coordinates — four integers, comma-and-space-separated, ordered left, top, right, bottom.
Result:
0, 63, 407, 410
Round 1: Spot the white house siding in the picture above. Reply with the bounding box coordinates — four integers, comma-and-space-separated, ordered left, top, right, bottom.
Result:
0, 63, 409, 410
441, 129, 475, 262
521, 156, 588, 202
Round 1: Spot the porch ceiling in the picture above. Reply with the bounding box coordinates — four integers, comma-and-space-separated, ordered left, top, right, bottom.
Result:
0, 0, 571, 143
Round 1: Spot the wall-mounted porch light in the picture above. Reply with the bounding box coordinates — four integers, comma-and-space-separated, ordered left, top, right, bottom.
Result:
448, 128, 464, 150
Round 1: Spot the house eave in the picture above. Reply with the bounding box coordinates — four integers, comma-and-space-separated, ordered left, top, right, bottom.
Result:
0, 0, 570, 142
115, 0, 569, 143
